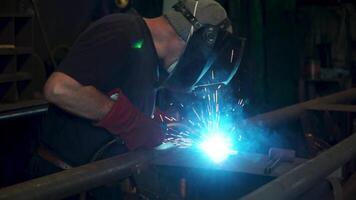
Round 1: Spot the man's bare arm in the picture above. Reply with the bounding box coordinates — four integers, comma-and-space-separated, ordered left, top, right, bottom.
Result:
44, 72, 114, 121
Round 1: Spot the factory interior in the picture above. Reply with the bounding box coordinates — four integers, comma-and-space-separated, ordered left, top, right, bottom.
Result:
0, 0, 356, 199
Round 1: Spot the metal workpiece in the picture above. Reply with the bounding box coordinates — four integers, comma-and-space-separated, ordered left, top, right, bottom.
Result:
0, 149, 173, 200
153, 149, 305, 177
246, 88, 356, 127
241, 132, 356, 200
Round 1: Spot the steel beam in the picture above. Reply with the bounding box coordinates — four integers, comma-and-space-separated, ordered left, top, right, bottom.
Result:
0, 100, 48, 120
0, 106, 48, 120
241, 132, 356, 200
307, 104, 356, 112
246, 88, 356, 127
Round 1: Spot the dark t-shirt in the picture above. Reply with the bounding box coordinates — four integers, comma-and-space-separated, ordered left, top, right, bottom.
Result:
41, 13, 161, 166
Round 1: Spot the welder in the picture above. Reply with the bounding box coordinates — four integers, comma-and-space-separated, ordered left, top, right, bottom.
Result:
30, 0, 244, 199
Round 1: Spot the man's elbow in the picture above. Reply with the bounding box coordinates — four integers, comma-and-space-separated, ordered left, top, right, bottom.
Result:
44, 79, 63, 103
43, 73, 73, 103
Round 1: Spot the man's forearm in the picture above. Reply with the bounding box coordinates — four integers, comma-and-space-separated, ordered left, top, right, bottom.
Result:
44, 72, 114, 121
55, 85, 114, 121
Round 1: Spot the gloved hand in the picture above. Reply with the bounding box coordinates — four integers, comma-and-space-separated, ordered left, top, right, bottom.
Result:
96, 89, 164, 150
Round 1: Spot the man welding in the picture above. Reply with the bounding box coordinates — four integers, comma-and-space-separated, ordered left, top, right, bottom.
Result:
31, 0, 244, 199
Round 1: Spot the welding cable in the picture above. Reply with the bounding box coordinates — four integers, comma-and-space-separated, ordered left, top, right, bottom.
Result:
85, 137, 131, 200
90, 137, 124, 162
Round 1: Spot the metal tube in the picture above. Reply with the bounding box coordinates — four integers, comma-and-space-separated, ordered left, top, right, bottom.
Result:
241, 133, 356, 200
0, 106, 48, 120
0, 149, 171, 200
246, 88, 356, 127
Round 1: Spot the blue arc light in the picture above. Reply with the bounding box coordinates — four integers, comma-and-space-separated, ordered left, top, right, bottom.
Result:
199, 132, 238, 163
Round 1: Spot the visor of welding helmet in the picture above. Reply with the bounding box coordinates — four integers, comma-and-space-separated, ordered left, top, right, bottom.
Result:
196, 31, 246, 89
162, 1, 246, 92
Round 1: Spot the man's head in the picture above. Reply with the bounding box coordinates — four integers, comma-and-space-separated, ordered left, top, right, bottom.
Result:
146, 0, 244, 92
146, 0, 232, 69
164, 0, 232, 42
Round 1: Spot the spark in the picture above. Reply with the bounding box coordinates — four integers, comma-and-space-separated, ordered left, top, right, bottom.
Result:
192, 107, 202, 121
164, 116, 173, 122
230, 49, 235, 63
188, 120, 195, 126
163, 84, 247, 162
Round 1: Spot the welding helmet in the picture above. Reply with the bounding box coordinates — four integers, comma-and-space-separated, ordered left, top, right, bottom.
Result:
163, 0, 245, 92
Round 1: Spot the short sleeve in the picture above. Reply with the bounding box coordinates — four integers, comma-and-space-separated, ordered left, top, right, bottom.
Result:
57, 16, 132, 91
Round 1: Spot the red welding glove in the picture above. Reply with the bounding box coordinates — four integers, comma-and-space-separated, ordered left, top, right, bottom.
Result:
96, 89, 164, 150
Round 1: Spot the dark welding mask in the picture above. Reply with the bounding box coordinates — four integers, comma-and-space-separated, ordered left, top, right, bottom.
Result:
162, 1, 246, 92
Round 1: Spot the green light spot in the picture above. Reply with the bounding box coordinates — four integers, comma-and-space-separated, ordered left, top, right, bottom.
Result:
132, 39, 144, 49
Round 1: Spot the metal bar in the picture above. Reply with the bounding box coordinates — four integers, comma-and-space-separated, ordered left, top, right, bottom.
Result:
246, 88, 356, 127
0, 106, 48, 120
241, 133, 356, 200
307, 104, 356, 112
0, 100, 47, 120
0, 149, 172, 200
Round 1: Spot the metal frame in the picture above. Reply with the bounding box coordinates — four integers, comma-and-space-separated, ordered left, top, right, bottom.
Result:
246, 88, 356, 127
0, 88, 355, 200
0, 149, 174, 200
241, 132, 356, 200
